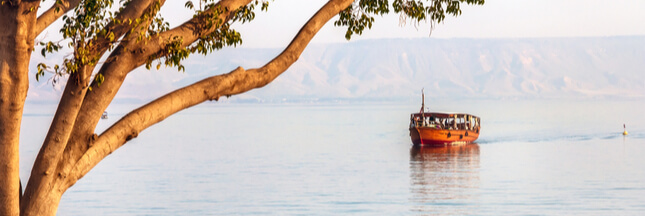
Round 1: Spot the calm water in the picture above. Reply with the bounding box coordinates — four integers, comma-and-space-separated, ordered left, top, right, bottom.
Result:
19, 100, 645, 215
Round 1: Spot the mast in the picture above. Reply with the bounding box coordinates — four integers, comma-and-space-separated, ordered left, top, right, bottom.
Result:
420, 88, 425, 116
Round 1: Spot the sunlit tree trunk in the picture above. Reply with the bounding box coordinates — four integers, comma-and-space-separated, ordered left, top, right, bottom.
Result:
0, 2, 38, 216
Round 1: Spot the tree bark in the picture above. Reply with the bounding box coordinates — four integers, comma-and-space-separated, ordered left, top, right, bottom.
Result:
20, 72, 91, 216
0, 2, 38, 216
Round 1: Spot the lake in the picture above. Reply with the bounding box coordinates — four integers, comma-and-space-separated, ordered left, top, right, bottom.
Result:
19, 99, 645, 215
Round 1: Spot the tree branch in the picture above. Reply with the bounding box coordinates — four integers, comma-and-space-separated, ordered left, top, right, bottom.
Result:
33, 0, 163, 172
72, 0, 253, 139
21, 0, 166, 213
66, 0, 354, 187
27, 0, 163, 181
34, 0, 82, 37
55, 0, 254, 175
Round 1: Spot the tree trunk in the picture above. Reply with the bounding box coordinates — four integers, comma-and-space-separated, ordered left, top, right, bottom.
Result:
21, 189, 64, 216
0, 3, 37, 216
20, 74, 88, 216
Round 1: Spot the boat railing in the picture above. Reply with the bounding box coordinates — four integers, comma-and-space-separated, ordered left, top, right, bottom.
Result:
411, 119, 480, 132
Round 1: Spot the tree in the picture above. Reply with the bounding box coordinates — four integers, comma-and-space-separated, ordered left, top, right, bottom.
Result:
0, 0, 484, 215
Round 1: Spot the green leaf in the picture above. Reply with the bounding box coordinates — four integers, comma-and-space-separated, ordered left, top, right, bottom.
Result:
94, 73, 105, 86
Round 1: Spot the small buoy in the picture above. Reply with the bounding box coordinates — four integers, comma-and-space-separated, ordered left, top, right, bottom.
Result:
623, 124, 628, 136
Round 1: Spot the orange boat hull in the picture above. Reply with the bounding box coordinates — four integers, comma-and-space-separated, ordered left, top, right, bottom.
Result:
409, 127, 479, 147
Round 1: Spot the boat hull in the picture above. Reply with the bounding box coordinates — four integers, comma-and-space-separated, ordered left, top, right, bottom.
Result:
409, 127, 479, 147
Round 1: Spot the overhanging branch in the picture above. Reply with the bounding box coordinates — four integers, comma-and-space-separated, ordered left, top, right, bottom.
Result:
66, 0, 354, 186
55, 0, 255, 177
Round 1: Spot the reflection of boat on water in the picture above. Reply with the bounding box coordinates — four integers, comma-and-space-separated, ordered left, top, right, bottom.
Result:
410, 144, 480, 160
101, 111, 108, 119
409, 144, 480, 214
409, 91, 480, 147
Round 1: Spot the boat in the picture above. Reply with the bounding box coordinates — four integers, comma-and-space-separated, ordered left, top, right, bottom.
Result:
409, 91, 480, 147
101, 111, 108, 119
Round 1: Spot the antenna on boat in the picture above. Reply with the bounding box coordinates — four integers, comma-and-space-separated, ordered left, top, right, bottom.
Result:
623, 124, 628, 136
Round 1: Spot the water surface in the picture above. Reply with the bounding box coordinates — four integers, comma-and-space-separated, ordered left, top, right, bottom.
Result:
19, 99, 645, 215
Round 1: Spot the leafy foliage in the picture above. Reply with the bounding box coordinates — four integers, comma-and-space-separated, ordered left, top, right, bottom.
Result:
145, 0, 269, 72
335, 0, 485, 40
38, 0, 121, 83
37, 0, 269, 86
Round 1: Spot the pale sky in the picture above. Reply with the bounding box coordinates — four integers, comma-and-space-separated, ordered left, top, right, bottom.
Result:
160, 0, 645, 48
39, 0, 645, 48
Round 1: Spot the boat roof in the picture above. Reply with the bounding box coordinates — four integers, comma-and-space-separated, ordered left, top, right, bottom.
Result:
411, 112, 480, 118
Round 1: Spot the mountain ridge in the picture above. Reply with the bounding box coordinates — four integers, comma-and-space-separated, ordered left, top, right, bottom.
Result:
27, 36, 645, 103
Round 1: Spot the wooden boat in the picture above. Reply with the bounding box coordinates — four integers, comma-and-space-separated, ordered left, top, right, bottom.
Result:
409, 91, 480, 147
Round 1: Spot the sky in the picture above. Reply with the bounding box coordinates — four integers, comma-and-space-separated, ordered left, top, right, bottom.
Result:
37, 0, 645, 48
160, 0, 645, 48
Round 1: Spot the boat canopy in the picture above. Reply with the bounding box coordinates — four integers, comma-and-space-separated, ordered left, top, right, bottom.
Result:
411, 112, 480, 119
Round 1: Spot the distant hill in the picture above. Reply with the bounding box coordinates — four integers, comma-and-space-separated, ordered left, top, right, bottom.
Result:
27, 36, 645, 103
